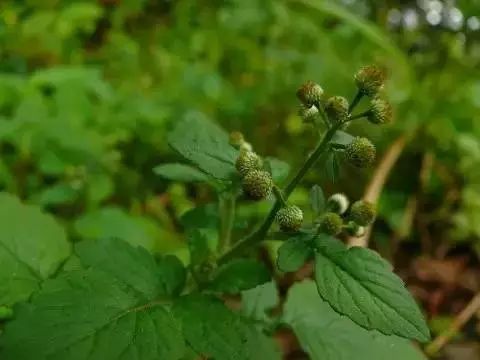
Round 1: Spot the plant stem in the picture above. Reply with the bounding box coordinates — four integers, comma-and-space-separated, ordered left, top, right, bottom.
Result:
218, 193, 236, 252
219, 123, 342, 263
349, 110, 371, 121
348, 90, 363, 113
272, 185, 287, 207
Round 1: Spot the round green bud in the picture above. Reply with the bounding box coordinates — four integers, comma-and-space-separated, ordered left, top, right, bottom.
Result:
368, 96, 393, 125
354, 65, 386, 97
345, 221, 366, 237
325, 96, 349, 123
235, 150, 263, 177
296, 81, 324, 106
229, 131, 245, 148
298, 104, 319, 123
350, 200, 376, 226
319, 212, 343, 236
345, 137, 376, 168
276, 205, 304, 232
327, 193, 349, 215
242, 170, 273, 200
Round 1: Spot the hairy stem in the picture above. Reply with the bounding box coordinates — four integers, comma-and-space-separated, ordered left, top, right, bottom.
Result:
349, 110, 371, 121
218, 193, 236, 252
219, 123, 342, 263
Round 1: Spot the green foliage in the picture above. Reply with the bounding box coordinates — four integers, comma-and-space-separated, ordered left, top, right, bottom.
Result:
277, 234, 313, 272
314, 235, 430, 342
0, 192, 71, 306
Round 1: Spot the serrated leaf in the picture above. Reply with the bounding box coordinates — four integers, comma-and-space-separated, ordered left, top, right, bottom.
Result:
76, 238, 186, 297
209, 259, 271, 294
331, 130, 354, 146
277, 234, 313, 272
242, 281, 279, 322
283, 281, 426, 360
313, 236, 430, 342
264, 157, 290, 183
153, 163, 209, 183
1, 239, 187, 360
310, 184, 326, 216
0, 193, 71, 306
168, 114, 238, 180
173, 294, 280, 360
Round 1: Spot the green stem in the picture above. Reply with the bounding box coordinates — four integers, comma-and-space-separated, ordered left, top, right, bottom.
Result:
218, 193, 236, 252
348, 90, 363, 113
219, 123, 342, 263
272, 185, 287, 207
349, 110, 371, 121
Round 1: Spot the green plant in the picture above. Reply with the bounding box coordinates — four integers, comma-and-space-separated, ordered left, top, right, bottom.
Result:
0, 66, 429, 359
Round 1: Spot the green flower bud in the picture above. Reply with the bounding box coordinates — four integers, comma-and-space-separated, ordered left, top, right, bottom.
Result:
276, 205, 304, 232
345, 221, 366, 237
229, 131, 245, 148
350, 200, 376, 226
327, 193, 349, 215
368, 96, 393, 125
240, 142, 253, 152
242, 170, 273, 200
235, 150, 263, 177
354, 65, 386, 97
325, 96, 349, 123
298, 104, 319, 123
345, 137, 376, 168
319, 212, 343, 236
296, 81, 324, 106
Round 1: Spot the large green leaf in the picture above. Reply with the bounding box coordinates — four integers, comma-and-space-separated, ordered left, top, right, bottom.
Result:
168, 115, 238, 180
0, 193, 71, 306
1, 239, 186, 360
173, 294, 280, 360
242, 281, 279, 323
313, 236, 430, 342
283, 281, 427, 360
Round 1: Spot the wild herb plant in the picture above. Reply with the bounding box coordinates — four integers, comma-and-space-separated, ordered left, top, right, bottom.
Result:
0, 66, 429, 360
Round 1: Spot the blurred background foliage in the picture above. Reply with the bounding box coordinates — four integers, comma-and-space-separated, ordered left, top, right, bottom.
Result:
1, 0, 480, 267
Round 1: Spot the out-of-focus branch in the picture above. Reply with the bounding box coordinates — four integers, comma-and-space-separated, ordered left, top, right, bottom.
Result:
348, 135, 407, 248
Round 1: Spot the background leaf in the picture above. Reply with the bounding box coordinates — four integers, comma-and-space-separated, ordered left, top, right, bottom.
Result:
283, 280, 426, 360
153, 163, 209, 183
242, 281, 279, 323
0, 193, 71, 306
309, 185, 326, 216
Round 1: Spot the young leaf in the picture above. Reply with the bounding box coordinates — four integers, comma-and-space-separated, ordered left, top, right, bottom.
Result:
209, 259, 270, 294
0, 193, 71, 306
168, 115, 238, 180
277, 234, 313, 272
173, 294, 280, 360
313, 235, 430, 342
187, 228, 217, 266
1, 239, 187, 360
310, 184, 326, 216
283, 280, 427, 360
242, 281, 279, 323
153, 163, 209, 183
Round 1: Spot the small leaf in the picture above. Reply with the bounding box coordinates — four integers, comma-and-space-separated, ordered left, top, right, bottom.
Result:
173, 294, 280, 360
310, 184, 326, 216
331, 130, 354, 146
1, 239, 187, 360
277, 235, 313, 272
180, 204, 219, 232
187, 228, 217, 266
242, 281, 279, 322
313, 235, 430, 342
264, 157, 290, 183
283, 280, 427, 360
0, 193, 71, 306
324, 151, 340, 183
153, 163, 209, 182
168, 114, 238, 180
209, 259, 271, 294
